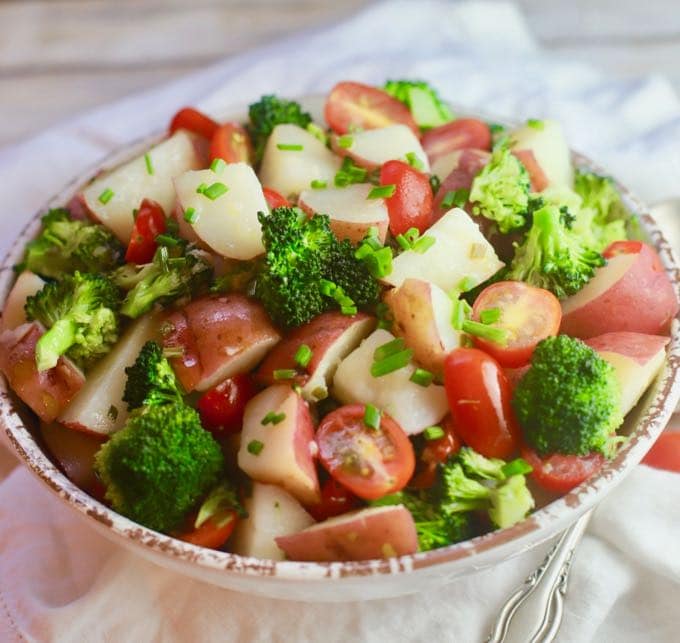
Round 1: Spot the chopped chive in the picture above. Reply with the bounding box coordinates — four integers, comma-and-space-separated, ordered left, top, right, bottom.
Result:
441, 188, 469, 210
337, 135, 353, 149
144, 153, 154, 175
210, 158, 227, 173
306, 122, 327, 144
183, 207, 198, 224
247, 440, 264, 455
373, 337, 406, 361
429, 174, 441, 194
368, 184, 396, 200
458, 276, 477, 292
489, 123, 505, 135
413, 235, 435, 253
480, 307, 502, 324
367, 246, 393, 278
364, 404, 381, 430
319, 279, 336, 296
202, 182, 228, 200
423, 426, 445, 441
276, 143, 304, 151
196, 182, 208, 194
527, 118, 544, 130
405, 151, 424, 170
451, 298, 467, 331
395, 234, 411, 251
262, 411, 286, 426
310, 179, 327, 189
410, 368, 435, 387
98, 188, 114, 204
371, 349, 413, 377
462, 319, 508, 344
155, 233, 181, 246
502, 458, 533, 477
294, 344, 313, 368
334, 157, 368, 187
341, 305, 358, 316
273, 368, 297, 380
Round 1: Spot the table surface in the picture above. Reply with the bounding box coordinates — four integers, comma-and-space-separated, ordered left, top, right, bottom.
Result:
1, 0, 679, 147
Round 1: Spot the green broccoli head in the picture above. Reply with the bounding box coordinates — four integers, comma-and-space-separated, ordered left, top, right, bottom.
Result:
488, 475, 535, 529
123, 341, 184, 411
112, 245, 213, 318
94, 403, 224, 533
470, 144, 531, 233
247, 95, 312, 164
513, 335, 624, 457
383, 79, 454, 129
325, 238, 380, 309
25, 271, 121, 371
22, 208, 124, 278
506, 203, 605, 298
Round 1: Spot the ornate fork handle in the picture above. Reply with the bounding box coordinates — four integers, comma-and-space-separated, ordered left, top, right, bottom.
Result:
487, 509, 593, 643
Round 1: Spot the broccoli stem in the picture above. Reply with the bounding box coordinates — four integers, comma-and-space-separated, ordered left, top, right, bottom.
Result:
36, 319, 77, 371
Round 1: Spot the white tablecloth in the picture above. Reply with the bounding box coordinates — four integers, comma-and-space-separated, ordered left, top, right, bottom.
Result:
1, 2, 679, 641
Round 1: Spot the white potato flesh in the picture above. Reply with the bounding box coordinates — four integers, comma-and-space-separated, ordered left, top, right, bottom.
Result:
381, 208, 504, 291
230, 483, 315, 561
509, 119, 573, 189
332, 329, 449, 435
81, 131, 205, 242
298, 184, 389, 244
259, 124, 340, 197
2, 272, 45, 331
340, 125, 429, 172
174, 163, 268, 260
58, 314, 160, 436
238, 385, 320, 505
430, 150, 463, 181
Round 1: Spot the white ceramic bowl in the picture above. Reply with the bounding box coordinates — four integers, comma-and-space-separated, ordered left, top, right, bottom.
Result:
1, 99, 679, 602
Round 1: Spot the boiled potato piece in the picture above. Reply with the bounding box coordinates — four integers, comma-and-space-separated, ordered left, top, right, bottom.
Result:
2, 271, 45, 331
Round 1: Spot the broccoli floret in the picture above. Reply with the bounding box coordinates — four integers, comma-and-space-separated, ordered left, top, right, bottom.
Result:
25, 272, 121, 371
513, 335, 624, 457
506, 203, 605, 299
255, 207, 379, 328
247, 95, 312, 164
94, 403, 224, 533
123, 341, 183, 411
488, 475, 535, 529
384, 80, 454, 129
22, 208, 124, 278
194, 479, 247, 530
112, 245, 213, 318
470, 144, 531, 233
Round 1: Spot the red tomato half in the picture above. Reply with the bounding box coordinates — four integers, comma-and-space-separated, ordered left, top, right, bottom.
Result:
521, 446, 604, 493
262, 187, 291, 210
169, 107, 219, 139
197, 374, 257, 436
125, 199, 166, 264
316, 404, 415, 500
324, 81, 419, 135
443, 348, 520, 459
642, 433, 680, 473
421, 118, 491, 163
178, 512, 238, 549
471, 281, 562, 368
380, 160, 433, 235
603, 240, 643, 259
210, 122, 252, 164
308, 478, 361, 522
410, 415, 462, 489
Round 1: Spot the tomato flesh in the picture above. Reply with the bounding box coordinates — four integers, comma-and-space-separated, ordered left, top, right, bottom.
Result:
410, 415, 462, 489
316, 404, 415, 500
210, 122, 252, 164
308, 478, 361, 521
262, 187, 291, 210
603, 240, 643, 259
642, 432, 680, 472
178, 512, 237, 549
197, 374, 257, 436
125, 199, 166, 264
421, 118, 491, 163
443, 348, 520, 459
471, 281, 562, 368
324, 81, 419, 135
169, 107, 219, 139
521, 446, 604, 493
380, 160, 433, 235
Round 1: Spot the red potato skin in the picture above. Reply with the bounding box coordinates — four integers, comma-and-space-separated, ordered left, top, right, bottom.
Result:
0, 323, 85, 423
584, 332, 669, 365
162, 309, 203, 393
275, 505, 418, 562
560, 242, 679, 339
513, 149, 549, 192
255, 311, 374, 387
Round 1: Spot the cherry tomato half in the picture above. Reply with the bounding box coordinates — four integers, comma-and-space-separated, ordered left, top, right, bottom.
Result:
169, 107, 219, 139
316, 404, 415, 500
210, 122, 253, 164
197, 374, 257, 436
642, 432, 680, 473
443, 348, 520, 459
380, 160, 433, 235
410, 415, 462, 489
603, 240, 643, 259
178, 512, 238, 549
471, 281, 562, 368
421, 118, 491, 163
308, 478, 361, 522
324, 81, 419, 135
521, 445, 604, 493
262, 187, 291, 210
125, 199, 166, 264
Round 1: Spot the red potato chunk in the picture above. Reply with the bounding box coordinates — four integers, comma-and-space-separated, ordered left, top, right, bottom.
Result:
0, 323, 84, 423
275, 505, 418, 562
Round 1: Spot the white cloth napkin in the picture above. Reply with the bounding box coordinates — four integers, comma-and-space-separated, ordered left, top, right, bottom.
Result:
1, 2, 679, 641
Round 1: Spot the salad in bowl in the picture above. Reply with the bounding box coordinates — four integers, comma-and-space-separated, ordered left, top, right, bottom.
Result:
1, 80, 678, 568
